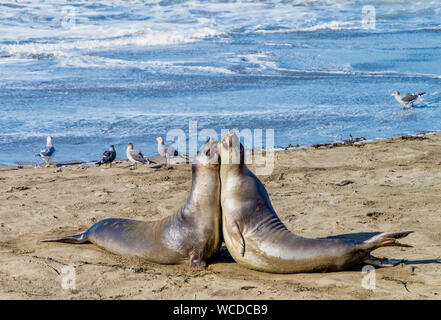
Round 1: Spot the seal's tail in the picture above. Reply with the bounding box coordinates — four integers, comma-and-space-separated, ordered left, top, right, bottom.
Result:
41, 231, 89, 244
359, 231, 413, 252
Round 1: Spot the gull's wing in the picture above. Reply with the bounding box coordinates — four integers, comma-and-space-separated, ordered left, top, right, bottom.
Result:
166, 145, 177, 156
102, 150, 115, 163
130, 149, 147, 163
400, 93, 419, 102
40, 146, 55, 157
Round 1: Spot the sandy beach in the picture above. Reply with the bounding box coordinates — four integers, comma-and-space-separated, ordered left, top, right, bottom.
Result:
0, 134, 440, 300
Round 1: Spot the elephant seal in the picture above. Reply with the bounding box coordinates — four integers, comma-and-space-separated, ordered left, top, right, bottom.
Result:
42, 138, 221, 268
218, 131, 412, 273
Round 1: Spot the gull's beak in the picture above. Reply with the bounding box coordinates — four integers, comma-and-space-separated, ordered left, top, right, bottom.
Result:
154, 138, 157, 141
390, 93, 394, 96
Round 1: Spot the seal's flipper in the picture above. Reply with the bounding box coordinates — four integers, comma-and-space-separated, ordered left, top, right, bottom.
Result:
41, 231, 90, 244
228, 223, 245, 257
363, 255, 407, 268
360, 232, 412, 267
189, 248, 206, 269
360, 231, 413, 252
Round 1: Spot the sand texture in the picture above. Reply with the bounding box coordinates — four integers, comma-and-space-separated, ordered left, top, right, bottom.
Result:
0, 134, 440, 299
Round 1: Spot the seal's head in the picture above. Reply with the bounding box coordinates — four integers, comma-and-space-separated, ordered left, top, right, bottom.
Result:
218, 131, 244, 166
194, 137, 219, 169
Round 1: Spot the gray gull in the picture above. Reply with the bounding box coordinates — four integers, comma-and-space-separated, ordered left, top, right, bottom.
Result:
155, 136, 188, 166
36, 136, 56, 167
126, 143, 155, 169
391, 91, 425, 108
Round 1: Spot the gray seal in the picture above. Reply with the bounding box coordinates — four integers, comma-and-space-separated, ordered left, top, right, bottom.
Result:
43, 138, 221, 268
219, 131, 412, 273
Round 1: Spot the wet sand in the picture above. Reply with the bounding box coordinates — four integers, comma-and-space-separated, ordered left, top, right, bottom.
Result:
0, 134, 440, 299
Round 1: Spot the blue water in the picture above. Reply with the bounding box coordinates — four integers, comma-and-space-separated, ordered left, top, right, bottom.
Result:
1, 0, 441, 165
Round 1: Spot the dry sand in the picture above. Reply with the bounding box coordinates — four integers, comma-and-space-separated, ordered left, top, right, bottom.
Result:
0, 134, 440, 300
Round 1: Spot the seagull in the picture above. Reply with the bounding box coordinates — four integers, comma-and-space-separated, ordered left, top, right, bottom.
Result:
155, 137, 188, 166
126, 143, 155, 169
390, 91, 425, 108
96, 145, 116, 168
36, 136, 56, 167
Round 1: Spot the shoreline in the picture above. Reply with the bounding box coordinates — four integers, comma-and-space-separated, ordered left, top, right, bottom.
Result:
1, 130, 439, 169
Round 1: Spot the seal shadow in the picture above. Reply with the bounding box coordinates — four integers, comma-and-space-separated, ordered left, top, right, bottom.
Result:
208, 244, 235, 264
319, 231, 381, 242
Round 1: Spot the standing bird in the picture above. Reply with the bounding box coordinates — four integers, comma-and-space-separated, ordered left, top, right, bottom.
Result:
155, 137, 188, 166
36, 136, 56, 167
96, 145, 116, 168
390, 91, 425, 108
126, 143, 154, 169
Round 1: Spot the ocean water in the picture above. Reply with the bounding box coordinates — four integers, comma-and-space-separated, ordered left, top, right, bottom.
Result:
1, 0, 441, 165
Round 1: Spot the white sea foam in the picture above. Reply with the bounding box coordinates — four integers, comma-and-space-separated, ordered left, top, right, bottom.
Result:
55, 54, 235, 74
0, 26, 222, 58
1, 0, 441, 165
1, 0, 437, 60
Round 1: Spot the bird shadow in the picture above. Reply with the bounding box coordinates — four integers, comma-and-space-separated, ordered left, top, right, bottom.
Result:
413, 104, 441, 109
150, 164, 165, 169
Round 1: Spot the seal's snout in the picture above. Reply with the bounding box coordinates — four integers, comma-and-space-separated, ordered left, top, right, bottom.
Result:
221, 131, 235, 149
211, 146, 217, 158
222, 137, 230, 150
